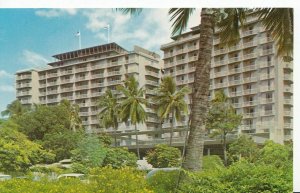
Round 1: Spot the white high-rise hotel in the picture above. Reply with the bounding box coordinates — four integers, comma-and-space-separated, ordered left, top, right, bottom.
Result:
161, 13, 293, 144
16, 43, 162, 145
16, 13, 293, 145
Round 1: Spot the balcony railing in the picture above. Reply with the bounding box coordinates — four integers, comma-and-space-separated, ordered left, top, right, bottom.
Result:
229, 79, 242, 85
47, 90, 58, 95
261, 49, 274, 55
262, 110, 274, 116
79, 112, 89, 116
283, 75, 293, 81
243, 65, 256, 71
243, 112, 257, 118
243, 101, 257, 106
261, 98, 274, 104
75, 76, 86, 81
91, 92, 104, 97
243, 53, 257, 60
176, 59, 187, 65
47, 73, 58, 78
76, 67, 88, 73
61, 88, 73, 92
146, 80, 158, 85
61, 70, 73, 75
284, 111, 293, 116
16, 91, 31, 96
229, 68, 241, 74
229, 91, 242, 97
17, 74, 31, 80
91, 74, 104, 79
260, 86, 274, 92
228, 56, 241, 63
243, 29, 258, 37
76, 94, 88, 99
91, 64, 104, 70
284, 99, 293, 105
76, 85, 89, 90
91, 83, 105, 88
107, 61, 120, 67
107, 71, 122, 76
16, 83, 31, 88
243, 89, 257, 95
107, 80, 122, 86
243, 77, 257, 83
47, 98, 58, 103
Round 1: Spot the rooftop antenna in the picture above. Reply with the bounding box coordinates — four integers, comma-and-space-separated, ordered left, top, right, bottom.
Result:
104, 24, 110, 43
75, 31, 81, 49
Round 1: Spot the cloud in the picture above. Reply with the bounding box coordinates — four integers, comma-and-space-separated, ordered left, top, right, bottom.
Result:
22, 50, 49, 67
0, 70, 13, 79
35, 9, 78, 18
0, 85, 15, 92
82, 9, 202, 53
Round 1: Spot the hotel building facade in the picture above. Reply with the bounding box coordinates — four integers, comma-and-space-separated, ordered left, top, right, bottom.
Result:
160, 13, 293, 144
15, 43, 163, 145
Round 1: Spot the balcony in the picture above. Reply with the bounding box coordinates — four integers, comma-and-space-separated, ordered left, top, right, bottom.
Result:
243, 65, 256, 72
165, 62, 174, 68
20, 99, 31, 104
262, 110, 274, 116
243, 53, 257, 60
107, 71, 122, 76
213, 59, 227, 67
284, 63, 293, 70
176, 48, 188, 55
76, 94, 88, 99
90, 120, 99, 124
229, 91, 242, 97
284, 86, 293, 93
232, 103, 242, 108
61, 88, 73, 93
189, 56, 198, 62
176, 59, 187, 65
259, 37, 273, 44
147, 117, 158, 122
76, 67, 88, 73
243, 76, 257, 83
228, 67, 241, 74
76, 85, 89, 90
229, 79, 242, 86
60, 79, 73, 84
284, 99, 293, 105
283, 75, 293, 82
260, 86, 274, 92
47, 98, 58, 103
214, 48, 227, 56
284, 111, 293, 117
243, 89, 257, 95
16, 83, 31, 88
261, 49, 274, 56
91, 64, 104, 70
39, 75, 46, 79
47, 73, 58, 78
177, 79, 189, 85
243, 29, 258, 37
75, 76, 86, 81
146, 80, 158, 85
228, 44, 242, 52
228, 56, 241, 63
214, 71, 227, 77
16, 91, 31, 97
47, 81, 57, 86
163, 52, 174, 58
214, 82, 228, 89
243, 112, 257, 118
261, 98, 274, 104
61, 70, 73, 75
91, 74, 104, 79
188, 45, 197, 51
78, 103, 90, 107
284, 123, 292, 129
188, 66, 196, 72
176, 69, 186, 75
40, 91, 46, 96
17, 74, 31, 80
146, 71, 159, 77
243, 41, 257, 48
91, 83, 105, 88
107, 61, 120, 67
79, 112, 89, 116
91, 92, 104, 97
243, 101, 257, 106
61, 96, 73, 100
47, 90, 58, 95
107, 80, 122, 86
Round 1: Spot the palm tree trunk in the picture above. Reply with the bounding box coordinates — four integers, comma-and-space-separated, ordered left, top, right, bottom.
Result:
169, 111, 175, 146
223, 133, 227, 166
114, 126, 117, 147
183, 8, 214, 171
135, 124, 140, 159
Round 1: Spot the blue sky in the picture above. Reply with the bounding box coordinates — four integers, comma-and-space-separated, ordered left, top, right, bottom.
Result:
0, 8, 200, 114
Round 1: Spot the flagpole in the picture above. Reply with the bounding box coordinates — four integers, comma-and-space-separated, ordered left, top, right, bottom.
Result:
107, 25, 110, 43
78, 30, 81, 49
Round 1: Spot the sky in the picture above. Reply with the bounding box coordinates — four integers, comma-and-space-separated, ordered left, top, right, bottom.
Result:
0, 8, 200, 114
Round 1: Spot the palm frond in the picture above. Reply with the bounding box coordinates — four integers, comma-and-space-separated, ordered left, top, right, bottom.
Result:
169, 8, 195, 36
116, 8, 143, 16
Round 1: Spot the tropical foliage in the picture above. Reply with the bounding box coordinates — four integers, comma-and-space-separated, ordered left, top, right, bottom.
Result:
154, 76, 191, 145
117, 76, 148, 159
146, 144, 181, 168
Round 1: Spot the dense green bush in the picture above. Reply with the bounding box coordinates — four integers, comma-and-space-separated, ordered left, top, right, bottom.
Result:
146, 144, 181, 168
202, 155, 224, 171
102, 148, 137, 168
147, 170, 181, 193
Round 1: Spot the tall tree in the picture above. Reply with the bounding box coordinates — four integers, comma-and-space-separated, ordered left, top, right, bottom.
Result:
117, 76, 148, 159
1, 100, 27, 119
118, 8, 293, 171
60, 99, 82, 132
154, 76, 191, 145
206, 90, 242, 165
98, 89, 119, 147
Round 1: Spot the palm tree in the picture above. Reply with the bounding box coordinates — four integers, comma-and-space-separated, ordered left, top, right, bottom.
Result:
59, 99, 82, 132
154, 76, 191, 146
1, 100, 27, 118
98, 89, 119, 147
117, 76, 148, 159
118, 8, 293, 171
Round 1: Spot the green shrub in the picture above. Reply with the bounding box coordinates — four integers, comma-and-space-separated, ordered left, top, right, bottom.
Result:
147, 170, 181, 193
102, 148, 137, 168
202, 155, 224, 171
146, 144, 181, 168
89, 167, 153, 193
